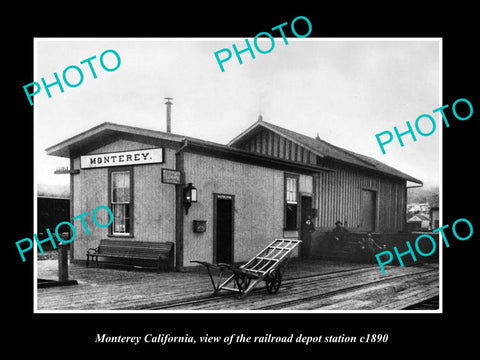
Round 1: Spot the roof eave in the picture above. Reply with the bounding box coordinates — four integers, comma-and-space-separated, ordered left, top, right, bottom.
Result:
228, 121, 327, 159
45, 122, 186, 158
229, 121, 423, 184
182, 138, 333, 175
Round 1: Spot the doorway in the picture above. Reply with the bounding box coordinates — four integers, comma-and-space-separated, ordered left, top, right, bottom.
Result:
214, 194, 234, 263
360, 189, 376, 232
300, 195, 313, 257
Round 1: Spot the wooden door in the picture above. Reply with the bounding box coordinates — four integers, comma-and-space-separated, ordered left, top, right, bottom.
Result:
300, 196, 313, 257
214, 194, 234, 263
360, 189, 376, 232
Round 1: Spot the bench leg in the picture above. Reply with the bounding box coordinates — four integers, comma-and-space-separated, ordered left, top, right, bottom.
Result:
86, 255, 99, 268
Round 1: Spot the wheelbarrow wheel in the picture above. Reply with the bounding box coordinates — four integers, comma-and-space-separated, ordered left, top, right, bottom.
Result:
265, 269, 282, 294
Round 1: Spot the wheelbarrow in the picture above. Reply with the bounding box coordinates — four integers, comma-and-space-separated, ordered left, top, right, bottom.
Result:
191, 238, 301, 298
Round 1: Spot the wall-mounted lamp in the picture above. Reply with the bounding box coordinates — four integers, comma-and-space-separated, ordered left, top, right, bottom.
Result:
183, 182, 197, 214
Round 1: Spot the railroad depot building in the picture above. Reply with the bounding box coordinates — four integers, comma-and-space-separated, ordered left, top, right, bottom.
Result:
46, 116, 422, 271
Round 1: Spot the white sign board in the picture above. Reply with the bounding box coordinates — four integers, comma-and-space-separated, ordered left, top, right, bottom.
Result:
161, 168, 181, 184
81, 148, 164, 169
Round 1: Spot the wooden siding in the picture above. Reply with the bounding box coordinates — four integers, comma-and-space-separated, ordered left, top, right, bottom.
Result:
133, 162, 175, 242
181, 152, 291, 267
314, 163, 407, 233
87, 138, 157, 154
72, 165, 108, 260
237, 127, 407, 233
241, 128, 316, 165
71, 140, 177, 261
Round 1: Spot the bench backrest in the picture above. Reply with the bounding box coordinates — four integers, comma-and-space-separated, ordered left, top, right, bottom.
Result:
97, 239, 173, 256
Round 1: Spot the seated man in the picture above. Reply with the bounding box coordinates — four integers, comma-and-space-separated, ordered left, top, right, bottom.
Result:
356, 232, 386, 262
331, 220, 348, 249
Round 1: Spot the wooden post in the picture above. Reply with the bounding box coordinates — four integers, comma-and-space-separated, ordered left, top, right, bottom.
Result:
175, 149, 185, 272
58, 233, 69, 282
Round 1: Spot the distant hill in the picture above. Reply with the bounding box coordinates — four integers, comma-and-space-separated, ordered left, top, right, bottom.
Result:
407, 185, 439, 207
37, 183, 70, 198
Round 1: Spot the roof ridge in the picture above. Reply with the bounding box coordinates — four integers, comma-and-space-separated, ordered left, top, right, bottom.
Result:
261, 120, 377, 168
311, 134, 377, 168
239, 119, 422, 184
257, 120, 327, 157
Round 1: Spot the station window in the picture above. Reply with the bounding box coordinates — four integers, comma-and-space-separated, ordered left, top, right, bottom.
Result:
285, 174, 299, 229
110, 169, 133, 235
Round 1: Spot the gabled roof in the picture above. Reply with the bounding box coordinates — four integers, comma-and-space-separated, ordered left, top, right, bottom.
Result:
46, 122, 331, 175
46, 120, 422, 183
228, 118, 423, 184
407, 213, 430, 222
45, 122, 186, 158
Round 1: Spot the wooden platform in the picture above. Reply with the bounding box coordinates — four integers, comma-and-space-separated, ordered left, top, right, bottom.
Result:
36, 258, 439, 311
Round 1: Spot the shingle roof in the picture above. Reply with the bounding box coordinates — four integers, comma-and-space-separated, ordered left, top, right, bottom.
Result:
228, 119, 422, 184
45, 122, 331, 175
46, 119, 422, 184
408, 213, 430, 222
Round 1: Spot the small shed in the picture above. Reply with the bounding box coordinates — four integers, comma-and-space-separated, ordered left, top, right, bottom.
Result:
407, 213, 430, 231
37, 184, 70, 245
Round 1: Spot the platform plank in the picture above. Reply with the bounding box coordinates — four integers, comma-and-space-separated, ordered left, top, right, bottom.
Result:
291, 271, 439, 310
162, 265, 438, 311
36, 258, 439, 311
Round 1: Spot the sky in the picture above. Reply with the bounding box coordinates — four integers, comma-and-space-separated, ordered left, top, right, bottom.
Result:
35, 38, 441, 188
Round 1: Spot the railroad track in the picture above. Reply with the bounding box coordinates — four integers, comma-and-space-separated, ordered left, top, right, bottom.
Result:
403, 295, 439, 310
142, 264, 438, 311
259, 267, 437, 310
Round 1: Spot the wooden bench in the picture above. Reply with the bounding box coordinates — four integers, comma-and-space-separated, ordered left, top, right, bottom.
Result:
313, 232, 436, 266
313, 232, 383, 263
86, 239, 174, 270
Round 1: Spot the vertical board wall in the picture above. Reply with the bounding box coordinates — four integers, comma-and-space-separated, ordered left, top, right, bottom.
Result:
71, 140, 177, 261
181, 152, 288, 267
315, 163, 407, 233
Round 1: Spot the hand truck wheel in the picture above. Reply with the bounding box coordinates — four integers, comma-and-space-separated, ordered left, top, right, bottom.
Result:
265, 269, 282, 294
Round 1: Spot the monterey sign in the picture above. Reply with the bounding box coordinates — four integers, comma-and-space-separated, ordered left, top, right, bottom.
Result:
80, 148, 164, 169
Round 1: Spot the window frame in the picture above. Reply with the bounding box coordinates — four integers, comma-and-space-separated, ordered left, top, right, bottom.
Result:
108, 166, 134, 237
284, 173, 299, 230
